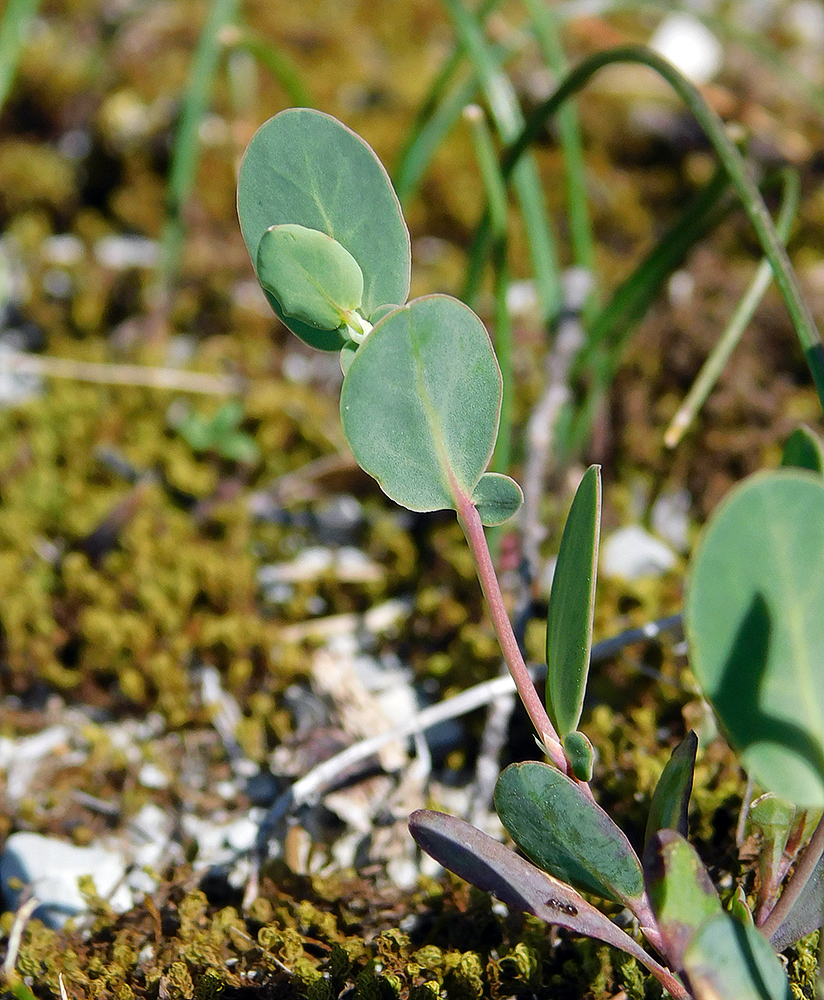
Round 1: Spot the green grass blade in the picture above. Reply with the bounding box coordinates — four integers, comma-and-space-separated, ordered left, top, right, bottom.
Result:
393, 0, 501, 203
156, 0, 241, 298
563, 166, 729, 455
499, 45, 824, 409
224, 27, 313, 107
0, 0, 40, 113
522, 0, 595, 277
464, 104, 512, 474
444, 0, 561, 320
665, 167, 800, 447
545, 465, 601, 738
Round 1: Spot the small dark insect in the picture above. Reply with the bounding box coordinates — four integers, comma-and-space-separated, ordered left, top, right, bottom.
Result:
545, 898, 578, 917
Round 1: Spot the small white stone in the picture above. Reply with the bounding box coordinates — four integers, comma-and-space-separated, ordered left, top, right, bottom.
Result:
650, 15, 723, 85
0, 832, 132, 926
601, 525, 677, 581
651, 488, 691, 552
94, 235, 158, 270
41, 234, 85, 267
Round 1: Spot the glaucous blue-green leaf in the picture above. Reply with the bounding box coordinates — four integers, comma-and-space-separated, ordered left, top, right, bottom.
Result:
256, 224, 363, 332
685, 915, 793, 1000
494, 761, 644, 908
471, 472, 523, 526
340, 295, 502, 513
407, 809, 678, 985
238, 108, 410, 351
545, 465, 601, 737
644, 731, 697, 851
781, 424, 824, 475
563, 730, 593, 781
644, 830, 723, 970
685, 469, 824, 807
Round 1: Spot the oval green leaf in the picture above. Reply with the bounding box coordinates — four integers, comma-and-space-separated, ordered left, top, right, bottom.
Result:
238, 108, 410, 351
471, 472, 523, 526
340, 295, 502, 513
494, 761, 645, 908
685, 469, 824, 807
256, 224, 363, 331
545, 465, 601, 738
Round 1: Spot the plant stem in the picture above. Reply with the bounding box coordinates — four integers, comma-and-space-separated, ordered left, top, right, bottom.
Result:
455, 491, 568, 774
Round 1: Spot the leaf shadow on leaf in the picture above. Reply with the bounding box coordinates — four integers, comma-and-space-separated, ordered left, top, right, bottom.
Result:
713, 593, 824, 789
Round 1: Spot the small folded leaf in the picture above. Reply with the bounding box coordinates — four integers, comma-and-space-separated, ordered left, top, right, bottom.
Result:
407, 809, 670, 977
471, 472, 523, 525
781, 425, 824, 475
238, 108, 410, 351
563, 730, 594, 781
685, 469, 824, 807
729, 885, 755, 926
340, 295, 502, 513
685, 914, 793, 1000
644, 830, 723, 970
545, 465, 601, 738
644, 731, 697, 852
256, 224, 363, 331
494, 761, 644, 908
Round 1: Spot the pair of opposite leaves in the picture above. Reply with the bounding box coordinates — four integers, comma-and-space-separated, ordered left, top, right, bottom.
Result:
238, 107, 522, 527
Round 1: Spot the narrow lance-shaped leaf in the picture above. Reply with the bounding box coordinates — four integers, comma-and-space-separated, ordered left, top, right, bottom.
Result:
408, 809, 675, 986
237, 108, 410, 351
685, 469, 824, 807
546, 465, 601, 738
644, 731, 698, 853
340, 295, 503, 513
494, 760, 645, 909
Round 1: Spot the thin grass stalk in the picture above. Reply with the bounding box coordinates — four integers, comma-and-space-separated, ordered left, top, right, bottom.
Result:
221, 26, 313, 107
665, 167, 801, 448
395, 71, 480, 205
561, 166, 730, 454
497, 45, 824, 409
155, 0, 241, 302
522, 0, 595, 278
393, 0, 501, 203
0, 0, 40, 113
444, 0, 562, 321
464, 104, 512, 475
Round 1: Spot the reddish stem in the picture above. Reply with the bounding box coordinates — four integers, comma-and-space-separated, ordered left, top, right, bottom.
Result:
455, 490, 568, 774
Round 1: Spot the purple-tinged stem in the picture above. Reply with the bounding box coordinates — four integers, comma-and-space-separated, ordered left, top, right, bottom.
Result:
455, 490, 568, 775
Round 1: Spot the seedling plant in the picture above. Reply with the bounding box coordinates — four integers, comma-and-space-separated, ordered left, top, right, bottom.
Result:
237, 51, 824, 999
